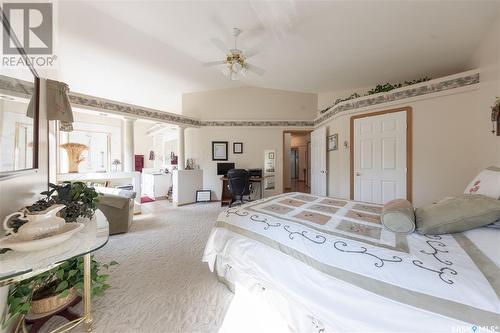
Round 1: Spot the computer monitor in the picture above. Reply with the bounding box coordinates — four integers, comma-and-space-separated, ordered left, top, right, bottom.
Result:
217, 162, 235, 176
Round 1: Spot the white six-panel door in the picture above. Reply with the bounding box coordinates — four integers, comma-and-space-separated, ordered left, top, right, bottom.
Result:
311, 126, 327, 196
353, 111, 407, 204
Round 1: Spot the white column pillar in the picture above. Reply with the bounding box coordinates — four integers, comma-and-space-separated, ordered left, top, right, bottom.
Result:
122, 117, 136, 172
177, 126, 185, 170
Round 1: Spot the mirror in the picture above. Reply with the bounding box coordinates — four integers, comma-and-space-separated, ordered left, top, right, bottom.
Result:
0, 9, 40, 175
0, 77, 38, 173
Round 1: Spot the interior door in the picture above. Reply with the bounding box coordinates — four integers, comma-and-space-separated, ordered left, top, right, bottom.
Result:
311, 126, 327, 196
353, 111, 407, 204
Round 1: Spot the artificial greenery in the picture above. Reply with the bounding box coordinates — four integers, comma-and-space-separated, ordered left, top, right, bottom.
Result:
320, 77, 432, 114
27, 181, 99, 222
2, 257, 117, 328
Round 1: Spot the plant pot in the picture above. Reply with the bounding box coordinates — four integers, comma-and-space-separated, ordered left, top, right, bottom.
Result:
29, 288, 78, 315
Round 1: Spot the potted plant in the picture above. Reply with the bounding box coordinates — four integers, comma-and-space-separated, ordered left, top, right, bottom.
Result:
2, 257, 117, 328
2, 182, 116, 328
28, 181, 100, 222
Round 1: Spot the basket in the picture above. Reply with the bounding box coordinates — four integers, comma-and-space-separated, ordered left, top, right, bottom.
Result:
29, 288, 78, 315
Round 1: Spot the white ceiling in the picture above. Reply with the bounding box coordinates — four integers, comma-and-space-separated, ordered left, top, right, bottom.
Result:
52, 1, 499, 114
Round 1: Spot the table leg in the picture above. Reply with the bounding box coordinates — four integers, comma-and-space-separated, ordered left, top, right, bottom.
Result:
260, 181, 263, 199
83, 254, 93, 332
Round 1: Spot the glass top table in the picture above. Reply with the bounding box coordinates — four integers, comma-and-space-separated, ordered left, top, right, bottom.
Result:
0, 209, 109, 285
0, 209, 109, 332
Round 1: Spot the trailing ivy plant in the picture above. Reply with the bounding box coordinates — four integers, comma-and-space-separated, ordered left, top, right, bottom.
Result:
320, 77, 431, 114
2, 257, 117, 328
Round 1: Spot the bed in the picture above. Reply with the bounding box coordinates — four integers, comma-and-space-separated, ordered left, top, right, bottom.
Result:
203, 192, 500, 332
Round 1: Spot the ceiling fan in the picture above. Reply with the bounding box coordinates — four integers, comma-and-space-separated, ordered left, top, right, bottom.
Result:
203, 27, 265, 81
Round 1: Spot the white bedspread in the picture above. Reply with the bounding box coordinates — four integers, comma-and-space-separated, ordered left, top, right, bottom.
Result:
203, 193, 500, 333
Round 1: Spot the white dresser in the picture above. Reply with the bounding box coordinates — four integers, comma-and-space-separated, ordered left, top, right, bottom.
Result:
142, 173, 172, 199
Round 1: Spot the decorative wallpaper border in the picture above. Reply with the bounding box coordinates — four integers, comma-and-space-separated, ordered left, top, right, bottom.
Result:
314, 72, 480, 125
200, 120, 315, 127
68, 94, 202, 127
0, 75, 34, 98
0, 70, 480, 129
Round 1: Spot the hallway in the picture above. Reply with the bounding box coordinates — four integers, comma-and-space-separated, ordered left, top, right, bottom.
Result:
287, 179, 310, 194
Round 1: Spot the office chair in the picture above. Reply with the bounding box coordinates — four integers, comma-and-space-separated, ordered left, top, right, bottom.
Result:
227, 169, 252, 207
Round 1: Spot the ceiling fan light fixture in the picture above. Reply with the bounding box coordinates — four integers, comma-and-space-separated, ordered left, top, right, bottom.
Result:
205, 27, 265, 81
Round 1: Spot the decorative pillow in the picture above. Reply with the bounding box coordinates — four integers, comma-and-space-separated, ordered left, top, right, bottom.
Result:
415, 194, 500, 235
380, 199, 415, 234
464, 166, 500, 199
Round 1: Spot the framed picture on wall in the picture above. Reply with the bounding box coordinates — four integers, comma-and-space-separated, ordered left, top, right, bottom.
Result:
233, 142, 243, 154
212, 141, 228, 161
328, 133, 338, 151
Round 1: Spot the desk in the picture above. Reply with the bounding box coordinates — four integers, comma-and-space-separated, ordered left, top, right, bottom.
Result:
0, 210, 109, 332
220, 176, 266, 207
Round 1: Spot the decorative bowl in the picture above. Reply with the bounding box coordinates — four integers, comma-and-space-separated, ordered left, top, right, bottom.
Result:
0, 223, 84, 252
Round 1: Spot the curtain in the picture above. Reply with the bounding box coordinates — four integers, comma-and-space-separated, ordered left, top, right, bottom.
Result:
28, 79, 74, 131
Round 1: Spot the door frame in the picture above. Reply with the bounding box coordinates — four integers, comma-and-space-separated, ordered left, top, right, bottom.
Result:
291, 147, 299, 179
349, 106, 413, 202
282, 130, 312, 191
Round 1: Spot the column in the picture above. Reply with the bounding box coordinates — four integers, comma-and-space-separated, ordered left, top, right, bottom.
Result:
122, 117, 136, 172
177, 126, 185, 170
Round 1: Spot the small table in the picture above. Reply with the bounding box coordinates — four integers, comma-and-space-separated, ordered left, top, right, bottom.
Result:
220, 176, 267, 207
0, 210, 109, 333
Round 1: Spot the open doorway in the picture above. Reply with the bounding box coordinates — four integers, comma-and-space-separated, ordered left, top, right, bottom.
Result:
283, 130, 312, 194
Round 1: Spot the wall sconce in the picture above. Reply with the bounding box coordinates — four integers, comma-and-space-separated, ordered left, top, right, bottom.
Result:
343, 140, 349, 149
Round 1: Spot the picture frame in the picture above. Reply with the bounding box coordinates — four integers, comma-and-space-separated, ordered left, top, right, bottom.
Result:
328, 133, 338, 151
212, 141, 228, 161
196, 190, 212, 202
268, 152, 274, 159
233, 142, 243, 154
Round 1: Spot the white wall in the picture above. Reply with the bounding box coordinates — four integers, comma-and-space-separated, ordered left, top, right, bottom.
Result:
182, 86, 317, 200
466, 8, 500, 166
134, 120, 155, 169
185, 127, 284, 200
183, 86, 318, 120
323, 86, 498, 208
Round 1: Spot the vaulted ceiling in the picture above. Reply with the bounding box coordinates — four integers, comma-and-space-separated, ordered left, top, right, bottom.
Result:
50, 1, 498, 114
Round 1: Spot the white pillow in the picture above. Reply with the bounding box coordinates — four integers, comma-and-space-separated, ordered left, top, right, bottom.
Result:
464, 166, 500, 199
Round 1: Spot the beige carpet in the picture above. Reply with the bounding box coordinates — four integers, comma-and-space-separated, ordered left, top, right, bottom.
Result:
42, 201, 233, 333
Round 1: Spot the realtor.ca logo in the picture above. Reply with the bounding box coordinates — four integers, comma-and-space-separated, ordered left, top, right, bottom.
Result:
2, 2, 56, 67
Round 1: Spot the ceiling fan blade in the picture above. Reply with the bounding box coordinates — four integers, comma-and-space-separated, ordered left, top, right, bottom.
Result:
202, 60, 225, 67
244, 49, 259, 59
210, 38, 228, 54
246, 63, 266, 76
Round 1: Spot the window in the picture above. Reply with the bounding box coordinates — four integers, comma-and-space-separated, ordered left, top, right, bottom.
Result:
59, 130, 110, 173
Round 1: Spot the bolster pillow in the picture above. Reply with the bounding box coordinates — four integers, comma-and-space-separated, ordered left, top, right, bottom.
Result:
380, 199, 416, 234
